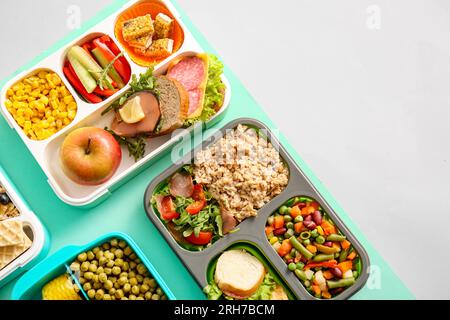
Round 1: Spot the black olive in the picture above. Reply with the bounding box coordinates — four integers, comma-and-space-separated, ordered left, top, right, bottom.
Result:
0, 193, 10, 205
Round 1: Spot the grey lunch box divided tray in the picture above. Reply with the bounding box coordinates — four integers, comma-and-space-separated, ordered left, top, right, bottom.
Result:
144, 117, 370, 300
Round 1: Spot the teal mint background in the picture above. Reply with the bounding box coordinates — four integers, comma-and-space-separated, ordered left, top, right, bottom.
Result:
0, 0, 413, 299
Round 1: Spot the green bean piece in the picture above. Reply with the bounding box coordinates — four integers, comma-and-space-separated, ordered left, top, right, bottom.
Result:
354, 257, 362, 276
296, 262, 305, 270
339, 249, 349, 262
327, 277, 356, 289
284, 198, 296, 207
294, 269, 308, 281
313, 254, 335, 262
299, 197, 312, 203
290, 236, 314, 260
326, 234, 346, 242
300, 231, 311, 240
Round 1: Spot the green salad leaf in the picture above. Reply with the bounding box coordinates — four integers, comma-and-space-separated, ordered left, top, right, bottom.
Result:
203, 273, 278, 300
184, 54, 226, 127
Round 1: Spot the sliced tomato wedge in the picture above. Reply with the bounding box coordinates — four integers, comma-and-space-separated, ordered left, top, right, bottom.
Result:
192, 184, 206, 202
186, 200, 206, 215
160, 196, 179, 221
185, 231, 213, 245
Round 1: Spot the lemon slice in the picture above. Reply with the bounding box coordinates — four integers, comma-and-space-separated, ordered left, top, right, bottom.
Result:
119, 96, 145, 124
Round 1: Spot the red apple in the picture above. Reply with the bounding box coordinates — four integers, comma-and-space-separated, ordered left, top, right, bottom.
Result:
60, 127, 122, 185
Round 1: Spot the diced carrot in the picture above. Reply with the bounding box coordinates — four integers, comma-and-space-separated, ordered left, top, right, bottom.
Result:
273, 216, 284, 229
306, 245, 317, 254
312, 285, 321, 295
338, 261, 353, 273
347, 252, 357, 260
290, 206, 301, 218
316, 225, 324, 235
321, 220, 337, 235
278, 239, 293, 257
294, 222, 303, 234
322, 291, 332, 299
301, 206, 315, 216
341, 240, 351, 251
323, 270, 334, 280
332, 242, 341, 251
310, 201, 320, 210
265, 226, 274, 236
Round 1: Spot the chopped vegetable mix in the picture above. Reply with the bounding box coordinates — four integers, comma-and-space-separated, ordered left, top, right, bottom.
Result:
266, 196, 361, 299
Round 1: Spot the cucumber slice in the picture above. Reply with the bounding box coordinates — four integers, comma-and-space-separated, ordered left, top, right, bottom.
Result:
68, 46, 112, 88
91, 48, 125, 89
67, 54, 97, 93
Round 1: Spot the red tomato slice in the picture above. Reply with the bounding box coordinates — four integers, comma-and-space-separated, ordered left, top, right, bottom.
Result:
192, 184, 206, 202
185, 231, 213, 245
186, 200, 206, 215
160, 196, 179, 221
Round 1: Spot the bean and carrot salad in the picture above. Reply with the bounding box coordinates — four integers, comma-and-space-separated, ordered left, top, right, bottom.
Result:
265, 197, 362, 299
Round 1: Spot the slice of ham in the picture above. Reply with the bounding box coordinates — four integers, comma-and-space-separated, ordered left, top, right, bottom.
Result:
167, 54, 208, 118
167, 56, 206, 90
169, 172, 194, 198
220, 206, 237, 235
154, 194, 165, 215
111, 91, 161, 137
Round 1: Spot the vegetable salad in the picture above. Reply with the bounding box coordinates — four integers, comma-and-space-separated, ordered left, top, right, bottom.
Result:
151, 166, 223, 251
266, 197, 362, 299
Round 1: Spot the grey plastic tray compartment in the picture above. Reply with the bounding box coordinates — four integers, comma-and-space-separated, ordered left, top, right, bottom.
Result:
144, 117, 370, 300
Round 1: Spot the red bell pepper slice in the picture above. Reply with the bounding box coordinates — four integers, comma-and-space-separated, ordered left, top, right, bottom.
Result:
185, 231, 213, 245
63, 64, 102, 104
93, 87, 119, 97
93, 37, 131, 82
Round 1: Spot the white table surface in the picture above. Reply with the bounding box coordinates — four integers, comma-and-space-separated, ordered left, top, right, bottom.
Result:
0, 0, 449, 299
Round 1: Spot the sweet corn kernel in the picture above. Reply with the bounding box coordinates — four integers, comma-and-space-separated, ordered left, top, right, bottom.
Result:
317, 226, 324, 236
6, 70, 77, 140
270, 237, 278, 245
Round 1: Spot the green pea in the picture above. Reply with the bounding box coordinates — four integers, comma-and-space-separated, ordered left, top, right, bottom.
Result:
279, 206, 288, 215
294, 215, 303, 223
152, 294, 160, 300
87, 289, 96, 299
144, 292, 152, 300
303, 239, 311, 246
115, 249, 124, 259
95, 289, 104, 300
115, 289, 124, 299
110, 239, 118, 247
316, 235, 326, 244
84, 272, 94, 280
284, 228, 294, 239
102, 243, 111, 250
130, 278, 138, 286
118, 240, 127, 249
156, 288, 163, 296
132, 285, 140, 295
104, 280, 113, 290
141, 284, 150, 293
123, 283, 131, 293
92, 247, 100, 254
124, 246, 133, 256
88, 264, 97, 273
77, 252, 87, 262
286, 222, 294, 229
103, 294, 111, 301
112, 266, 121, 275
93, 282, 102, 290
87, 251, 95, 261
83, 283, 92, 292
118, 277, 128, 286
284, 215, 292, 223
95, 251, 104, 260
81, 261, 90, 272
288, 263, 296, 271
136, 275, 144, 283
